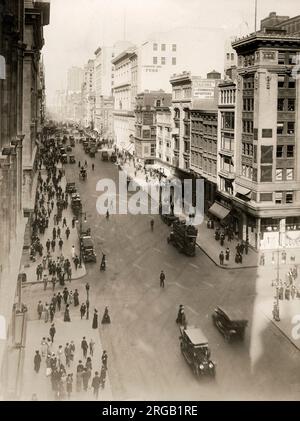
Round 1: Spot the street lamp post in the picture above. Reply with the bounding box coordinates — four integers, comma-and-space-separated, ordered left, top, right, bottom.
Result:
272, 249, 281, 321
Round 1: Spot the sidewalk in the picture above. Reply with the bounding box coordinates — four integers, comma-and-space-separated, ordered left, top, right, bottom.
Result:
21, 318, 112, 401
20, 173, 86, 284
121, 160, 258, 269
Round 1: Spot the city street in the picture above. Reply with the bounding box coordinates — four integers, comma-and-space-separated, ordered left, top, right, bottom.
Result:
20, 141, 300, 401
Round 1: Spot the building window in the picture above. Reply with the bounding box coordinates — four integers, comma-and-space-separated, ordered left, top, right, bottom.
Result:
286, 168, 294, 180
277, 122, 284, 135
231, 53, 234, 60
153, 43, 158, 51
260, 193, 273, 202
278, 75, 285, 88
153, 57, 158, 65
275, 192, 283, 204
276, 145, 283, 158
161, 57, 166, 65
278, 52, 285, 65
260, 166, 272, 182
287, 121, 295, 134
277, 98, 284, 111
286, 192, 294, 204
227, 53, 230, 60
287, 145, 294, 157
261, 146, 273, 163
262, 129, 272, 138
288, 99, 295, 111
172, 57, 176, 65
275, 169, 283, 181
161, 44, 166, 51
172, 44, 177, 52
222, 112, 235, 130
288, 77, 296, 88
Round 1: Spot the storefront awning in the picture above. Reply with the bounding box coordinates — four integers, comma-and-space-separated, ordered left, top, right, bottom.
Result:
235, 185, 251, 197
208, 202, 231, 220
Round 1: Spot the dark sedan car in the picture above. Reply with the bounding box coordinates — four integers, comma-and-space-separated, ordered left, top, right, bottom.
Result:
212, 306, 248, 342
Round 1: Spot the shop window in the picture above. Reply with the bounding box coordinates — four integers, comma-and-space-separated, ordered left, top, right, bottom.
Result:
275, 192, 283, 204
260, 166, 272, 182
286, 192, 294, 204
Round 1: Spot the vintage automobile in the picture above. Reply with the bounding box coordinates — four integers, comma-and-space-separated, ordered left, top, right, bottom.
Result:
179, 326, 216, 378
212, 306, 248, 342
79, 168, 87, 180
80, 236, 97, 263
110, 152, 117, 163
66, 182, 77, 193
69, 136, 75, 147
61, 154, 68, 164
161, 213, 180, 226
167, 221, 198, 257
69, 155, 76, 164
66, 145, 72, 152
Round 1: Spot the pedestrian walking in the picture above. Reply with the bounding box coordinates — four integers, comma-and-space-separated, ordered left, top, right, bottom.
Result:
82, 368, 91, 391
89, 339, 95, 357
92, 163, 94, 171
64, 343, 71, 368
46, 239, 51, 253
57, 345, 63, 366
225, 248, 230, 261
101, 307, 110, 324
49, 304, 55, 323
44, 303, 49, 323
64, 304, 71, 322
66, 374, 73, 400
106, 209, 109, 220
100, 365, 106, 389
81, 337, 88, 359
159, 270, 165, 288
150, 219, 154, 231
219, 251, 225, 265
72, 217, 75, 229
92, 309, 98, 329
80, 303, 86, 319
71, 245, 75, 260
40, 337, 48, 357
73, 289, 79, 306
57, 292, 62, 311
260, 253, 265, 266
51, 239, 56, 252
101, 350, 108, 370
65, 227, 70, 240
69, 290, 73, 304
91, 372, 101, 399
74, 255, 79, 270
34, 351, 42, 373
49, 323, 56, 343
63, 287, 69, 305
63, 217, 67, 228
57, 226, 61, 238
37, 301, 43, 320
51, 275, 57, 291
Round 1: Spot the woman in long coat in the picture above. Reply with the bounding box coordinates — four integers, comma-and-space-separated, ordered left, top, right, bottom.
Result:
64, 304, 71, 322
101, 307, 111, 324
92, 309, 98, 329
73, 289, 79, 307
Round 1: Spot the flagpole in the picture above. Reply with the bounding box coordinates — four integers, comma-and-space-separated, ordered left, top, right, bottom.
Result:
255, 0, 258, 32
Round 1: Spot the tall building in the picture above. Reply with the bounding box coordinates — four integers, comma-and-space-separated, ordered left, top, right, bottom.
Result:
156, 97, 173, 168
228, 19, 300, 250
22, 0, 50, 214
0, 0, 50, 399
67, 66, 84, 92
81, 59, 95, 128
134, 91, 171, 163
94, 41, 133, 135
112, 47, 137, 151
112, 37, 182, 152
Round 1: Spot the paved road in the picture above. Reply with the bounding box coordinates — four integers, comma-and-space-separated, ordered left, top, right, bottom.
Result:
23, 141, 300, 401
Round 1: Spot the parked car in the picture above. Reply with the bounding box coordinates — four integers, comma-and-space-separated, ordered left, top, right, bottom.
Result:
69, 155, 76, 164
179, 326, 216, 378
101, 151, 109, 161
80, 236, 97, 263
212, 306, 248, 342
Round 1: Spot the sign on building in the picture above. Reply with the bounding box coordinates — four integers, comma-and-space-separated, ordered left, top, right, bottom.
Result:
192, 79, 216, 99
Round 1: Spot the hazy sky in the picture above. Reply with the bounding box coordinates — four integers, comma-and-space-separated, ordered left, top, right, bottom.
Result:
43, 0, 300, 103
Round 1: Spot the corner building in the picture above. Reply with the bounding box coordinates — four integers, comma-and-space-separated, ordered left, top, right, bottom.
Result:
231, 27, 300, 250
